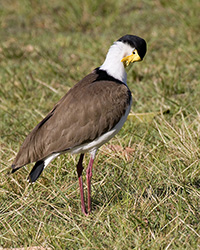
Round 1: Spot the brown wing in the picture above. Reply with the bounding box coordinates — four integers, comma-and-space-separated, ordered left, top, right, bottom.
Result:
12, 70, 131, 169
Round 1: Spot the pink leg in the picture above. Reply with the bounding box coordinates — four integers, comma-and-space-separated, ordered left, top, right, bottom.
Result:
86, 151, 96, 214
76, 154, 87, 215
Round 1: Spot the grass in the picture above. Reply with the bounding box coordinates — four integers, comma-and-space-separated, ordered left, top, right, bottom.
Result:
0, 0, 200, 249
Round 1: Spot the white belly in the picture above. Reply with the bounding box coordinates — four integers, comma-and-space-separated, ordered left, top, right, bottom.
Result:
43, 101, 132, 167
69, 102, 131, 154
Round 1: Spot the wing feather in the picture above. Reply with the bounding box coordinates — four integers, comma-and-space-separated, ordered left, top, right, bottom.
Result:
12, 71, 131, 169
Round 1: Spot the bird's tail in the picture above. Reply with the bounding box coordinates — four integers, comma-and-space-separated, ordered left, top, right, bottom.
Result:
27, 160, 45, 183
11, 153, 59, 183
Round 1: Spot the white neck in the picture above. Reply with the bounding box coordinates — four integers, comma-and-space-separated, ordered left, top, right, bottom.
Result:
100, 41, 128, 84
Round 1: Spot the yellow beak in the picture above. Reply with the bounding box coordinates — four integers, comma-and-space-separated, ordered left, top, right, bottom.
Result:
121, 49, 141, 67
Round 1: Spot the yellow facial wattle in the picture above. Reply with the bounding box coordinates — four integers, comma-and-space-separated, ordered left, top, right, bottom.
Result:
121, 49, 141, 67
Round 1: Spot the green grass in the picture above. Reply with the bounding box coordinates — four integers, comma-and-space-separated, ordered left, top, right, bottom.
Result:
0, 0, 200, 249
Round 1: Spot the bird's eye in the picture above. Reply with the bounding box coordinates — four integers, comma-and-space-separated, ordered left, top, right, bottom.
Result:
133, 51, 136, 54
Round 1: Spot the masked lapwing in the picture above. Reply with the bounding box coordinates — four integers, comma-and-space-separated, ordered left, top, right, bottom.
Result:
11, 34, 147, 215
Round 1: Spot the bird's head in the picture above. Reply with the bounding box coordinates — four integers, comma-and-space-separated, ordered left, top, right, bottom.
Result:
100, 34, 147, 83
118, 34, 147, 67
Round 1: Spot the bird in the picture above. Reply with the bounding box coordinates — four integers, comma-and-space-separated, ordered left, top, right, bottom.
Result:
11, 34, 147, 215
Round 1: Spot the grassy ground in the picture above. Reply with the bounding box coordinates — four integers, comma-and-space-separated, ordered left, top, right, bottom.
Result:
0, 0, 200, 249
